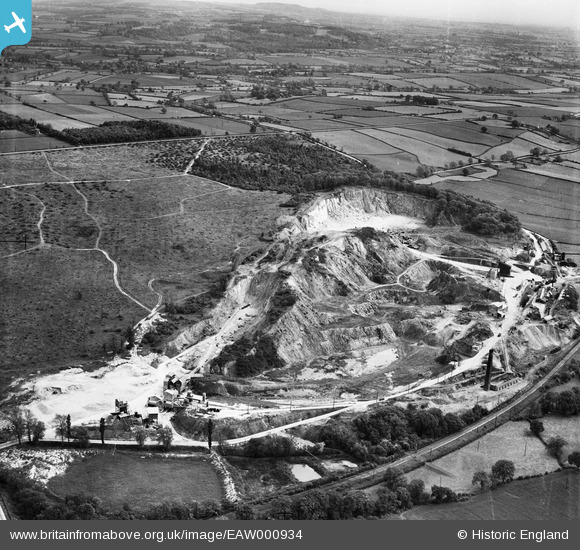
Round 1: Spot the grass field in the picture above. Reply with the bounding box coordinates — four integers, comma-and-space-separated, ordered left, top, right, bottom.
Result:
354, 128, 467, 166
406, 421, 559, 494
452, 73, 554, 91
47, 451, 223, 511
378, 127, 491, 156
312, 129, 401, 154
0, 133, 69, 153
408, 121, 506, 147
406, 77, 471, 89
0, 104, 94, 131
403, 470, 580, 519
37, 103, 135, 125
484, 136, 559, 159
541, 415, 580, 462
358, 152, 420, 173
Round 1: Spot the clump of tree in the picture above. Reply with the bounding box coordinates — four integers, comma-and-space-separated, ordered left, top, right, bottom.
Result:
302, 403, 487, 463
539, 388, 580, 416
430, 485, 458, 504
40, 120, 201, 146
210, 332, 283, 377
2, 409, 45, 445
266, 285, 297, 323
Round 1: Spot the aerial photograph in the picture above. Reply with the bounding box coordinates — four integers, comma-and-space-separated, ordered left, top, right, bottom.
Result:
0, 0, 579, 522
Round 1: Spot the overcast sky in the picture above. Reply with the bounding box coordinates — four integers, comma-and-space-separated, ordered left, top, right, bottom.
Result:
196, 0, 580, 28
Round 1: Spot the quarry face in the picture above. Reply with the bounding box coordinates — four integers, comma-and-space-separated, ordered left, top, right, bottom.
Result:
172, 187, 580, 410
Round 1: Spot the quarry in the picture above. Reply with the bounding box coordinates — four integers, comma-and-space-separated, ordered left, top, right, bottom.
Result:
16, 186, 580, 445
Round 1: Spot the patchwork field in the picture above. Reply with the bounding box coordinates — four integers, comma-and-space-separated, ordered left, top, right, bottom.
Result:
372, 127, 491, 157
36, 104, 136, 124
434, 168, 580, 256
353, 128, 467, 167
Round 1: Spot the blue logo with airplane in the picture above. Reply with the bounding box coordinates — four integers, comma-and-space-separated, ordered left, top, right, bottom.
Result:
1, 0, 32, 54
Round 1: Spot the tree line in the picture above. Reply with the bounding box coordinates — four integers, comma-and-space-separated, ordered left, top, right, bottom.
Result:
38, 119, 202, 146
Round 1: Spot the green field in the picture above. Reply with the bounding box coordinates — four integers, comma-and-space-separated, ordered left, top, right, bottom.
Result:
47, 451, 223, 511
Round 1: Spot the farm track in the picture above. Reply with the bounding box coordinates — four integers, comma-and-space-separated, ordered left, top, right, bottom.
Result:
120, 185, 232, 222
147, 279, 164, 311
183, 139, 209, 174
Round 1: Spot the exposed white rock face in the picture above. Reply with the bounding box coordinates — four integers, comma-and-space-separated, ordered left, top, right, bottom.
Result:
297, 187, 444, 232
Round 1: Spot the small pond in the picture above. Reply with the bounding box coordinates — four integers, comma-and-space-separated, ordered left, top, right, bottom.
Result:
291, 464, 322, 482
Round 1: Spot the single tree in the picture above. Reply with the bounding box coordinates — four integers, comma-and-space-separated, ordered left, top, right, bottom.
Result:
31, 421, 45, 444
567, 451, 580, 469
157, 426, 173, 451
207, 418, 213, 452
54, 415, 68, 442
547, 436, 567, 460
134, 426, 147, 448
66, 414, 72, 442
24, 410, 36, 442
99, 417, 106, 445
4, 408, 26, 445
407, 478, 427, 504
491, 459, 515, 485
529, 419, 544, 437
472, 470, 490, 490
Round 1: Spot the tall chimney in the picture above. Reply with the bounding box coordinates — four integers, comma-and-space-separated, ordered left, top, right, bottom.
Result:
484, 349, 494, 391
